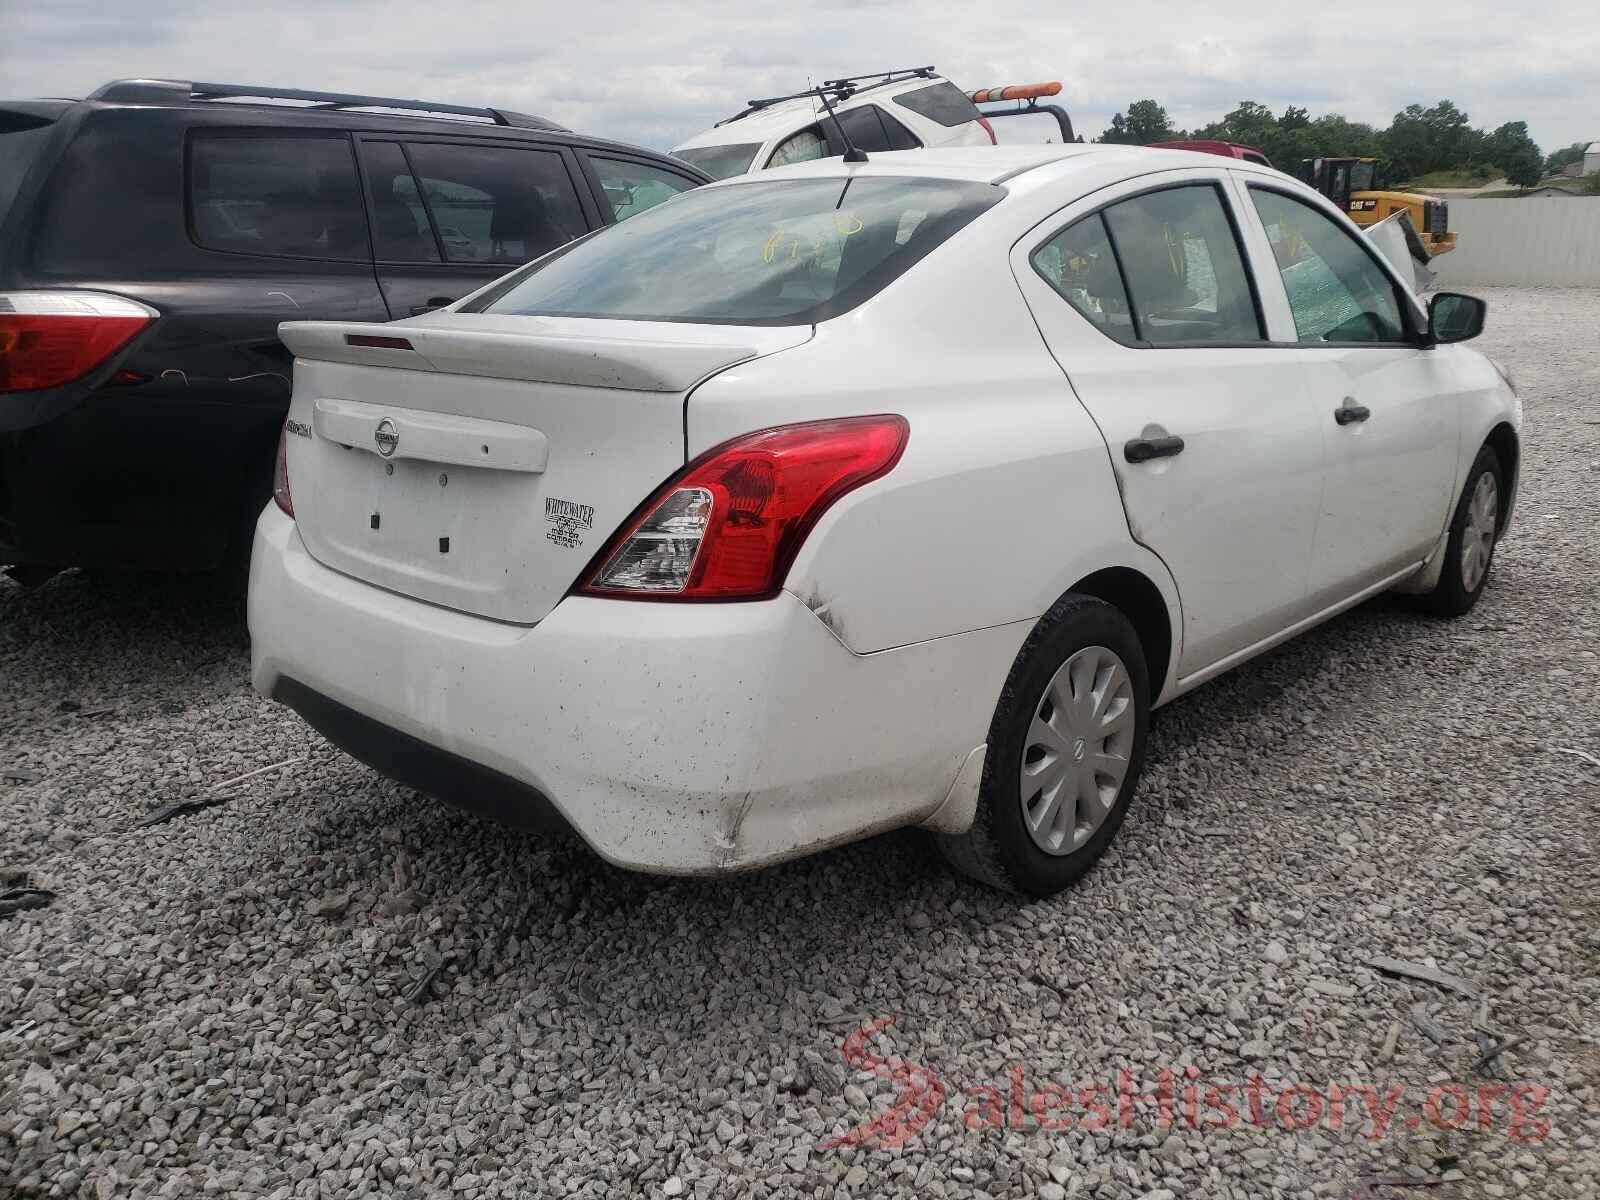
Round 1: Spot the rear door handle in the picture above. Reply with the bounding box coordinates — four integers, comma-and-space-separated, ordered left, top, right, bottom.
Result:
1124, 435, 1185, 463
1334, 403, 1371, 426
410, 296, 458, 316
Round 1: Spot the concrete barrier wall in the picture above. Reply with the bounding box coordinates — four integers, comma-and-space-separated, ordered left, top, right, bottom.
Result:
1431, 198, 1600, 287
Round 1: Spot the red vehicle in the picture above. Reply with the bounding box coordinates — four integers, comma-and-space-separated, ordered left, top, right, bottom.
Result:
1148, 139, 1273, 168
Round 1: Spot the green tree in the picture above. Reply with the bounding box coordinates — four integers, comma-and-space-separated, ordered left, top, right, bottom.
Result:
1091, 95, 1548, 185
1194, 100, 1278, 148
1096, 99, 1175, 145
1289, 113, 1384, 170
1486, 121, 1544, 188
1385, 100, 1475, 177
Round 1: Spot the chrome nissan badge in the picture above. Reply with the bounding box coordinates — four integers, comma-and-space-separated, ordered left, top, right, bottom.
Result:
374, 418, 399, 458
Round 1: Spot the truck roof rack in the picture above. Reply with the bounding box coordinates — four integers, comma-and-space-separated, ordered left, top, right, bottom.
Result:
967, 82, 1081, 144
88, 79, 567, 132
714, 67, 938, 127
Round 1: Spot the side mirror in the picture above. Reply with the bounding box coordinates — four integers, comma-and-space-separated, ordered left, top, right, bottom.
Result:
1428, 292, 1486, 344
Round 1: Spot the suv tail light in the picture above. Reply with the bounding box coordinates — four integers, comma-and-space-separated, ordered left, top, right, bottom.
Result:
273, 425, 294, 518
976, 116, 998, 145
0, 291, 157, 394
578, 415, 909, 601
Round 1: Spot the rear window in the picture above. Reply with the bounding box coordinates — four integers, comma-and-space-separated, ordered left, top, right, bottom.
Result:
0, 111, 56, 227
673, 143, 761, 180
471, 175, 1003, 326
893, 82, 981, 128
189, 134, 367, 261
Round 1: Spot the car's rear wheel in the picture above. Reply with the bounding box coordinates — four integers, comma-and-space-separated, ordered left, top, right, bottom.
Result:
939, 594, 1149, 896
1421, 444, 1503, 617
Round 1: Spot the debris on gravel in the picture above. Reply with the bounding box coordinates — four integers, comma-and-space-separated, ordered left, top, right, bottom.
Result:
2, 288, 1598, 1198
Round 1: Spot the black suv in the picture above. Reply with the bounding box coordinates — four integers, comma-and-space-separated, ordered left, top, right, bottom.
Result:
0, 79, 708, 576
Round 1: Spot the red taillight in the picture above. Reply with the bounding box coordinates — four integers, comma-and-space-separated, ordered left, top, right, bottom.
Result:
273, 425, 294, 518
977, 116, 997, 145
578, 415, 909, 601
0, 291, 156, 394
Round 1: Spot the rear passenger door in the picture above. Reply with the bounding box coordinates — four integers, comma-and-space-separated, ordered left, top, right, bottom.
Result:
1013, 171, 1328, 678
355, 137, 597, 318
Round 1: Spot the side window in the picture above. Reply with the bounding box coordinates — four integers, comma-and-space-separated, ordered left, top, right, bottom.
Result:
588, 157, 697, 223
402, 142, 587, 265
1031, 214, 1137, 345
767, 125, 827, 168
1249, 188, 1408, 343
835, 107, 890, 153
874, 106, 921, 151
360, 141, 439, 262
893, 82, 983, 128
189, 134, 367, 261
1101, 184, 1264, 345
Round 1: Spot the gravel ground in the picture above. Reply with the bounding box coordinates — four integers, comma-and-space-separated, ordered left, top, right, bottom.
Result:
3, 286, 1598, 1200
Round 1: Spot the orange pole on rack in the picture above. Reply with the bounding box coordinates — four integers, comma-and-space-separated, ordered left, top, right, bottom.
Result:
966, 82, 1063, 104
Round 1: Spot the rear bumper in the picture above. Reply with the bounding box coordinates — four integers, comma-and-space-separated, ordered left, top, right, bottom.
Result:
1, 390, 281, 569
248, 506, 1022, 874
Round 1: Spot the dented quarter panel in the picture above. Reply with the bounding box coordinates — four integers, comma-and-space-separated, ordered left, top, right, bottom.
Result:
687, 195, 1180, 664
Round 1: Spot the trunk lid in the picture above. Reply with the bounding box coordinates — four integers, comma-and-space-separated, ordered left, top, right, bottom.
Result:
278, 313, 810, 623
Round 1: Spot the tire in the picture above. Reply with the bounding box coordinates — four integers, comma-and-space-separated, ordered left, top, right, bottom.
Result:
938, 594, 1150, 897
1420, 444, 1503, 618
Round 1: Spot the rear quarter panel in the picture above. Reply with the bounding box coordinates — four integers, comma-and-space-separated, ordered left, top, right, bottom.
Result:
685, 226, 1181, 661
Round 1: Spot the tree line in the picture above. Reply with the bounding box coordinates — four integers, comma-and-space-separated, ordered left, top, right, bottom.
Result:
1096, 99, 1568, 189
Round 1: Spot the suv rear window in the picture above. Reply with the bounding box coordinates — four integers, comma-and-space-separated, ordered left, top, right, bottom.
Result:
190, 134, 368, 261
893, 82, 982, 128
0, 110, 56, 227
470, 175, 1003, 326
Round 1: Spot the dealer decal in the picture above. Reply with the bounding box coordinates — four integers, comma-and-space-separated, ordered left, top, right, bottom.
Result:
544, 496, 595, 549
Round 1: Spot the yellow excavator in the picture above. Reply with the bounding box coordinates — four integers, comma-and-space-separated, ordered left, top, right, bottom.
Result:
1296, 157, 1456, 256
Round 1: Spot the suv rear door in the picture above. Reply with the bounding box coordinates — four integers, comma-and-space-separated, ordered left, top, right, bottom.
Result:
8, 117, 390, 565
355, 136, 599, 319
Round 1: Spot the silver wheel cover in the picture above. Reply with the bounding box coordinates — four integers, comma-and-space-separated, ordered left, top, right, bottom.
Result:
1460, 471, 1498, 593
1019, 644, 1135, 856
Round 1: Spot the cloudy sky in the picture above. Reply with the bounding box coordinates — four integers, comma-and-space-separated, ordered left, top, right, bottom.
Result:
3, 0, 1596, 156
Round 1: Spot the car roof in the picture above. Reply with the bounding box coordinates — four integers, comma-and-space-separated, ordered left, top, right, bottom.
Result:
673, 76, 952, 153
37, 79, 706, 170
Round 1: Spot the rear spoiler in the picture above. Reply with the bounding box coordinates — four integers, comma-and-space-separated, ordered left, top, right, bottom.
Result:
278, 318, 760, 393
966, 81, 1082, 144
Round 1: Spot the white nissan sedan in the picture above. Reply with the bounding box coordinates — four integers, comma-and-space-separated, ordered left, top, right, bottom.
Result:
250, 144, 1519, 896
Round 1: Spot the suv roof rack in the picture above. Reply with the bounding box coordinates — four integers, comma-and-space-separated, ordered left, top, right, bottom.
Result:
87, 79, 567, 132
714, 66, 938, 127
